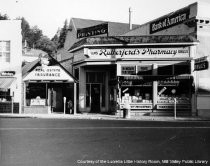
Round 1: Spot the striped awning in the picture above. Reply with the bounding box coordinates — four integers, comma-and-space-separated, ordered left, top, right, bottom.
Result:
0, 77, 16, 91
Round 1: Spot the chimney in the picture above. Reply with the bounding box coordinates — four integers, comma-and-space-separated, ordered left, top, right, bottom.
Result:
129, 7, 132, 30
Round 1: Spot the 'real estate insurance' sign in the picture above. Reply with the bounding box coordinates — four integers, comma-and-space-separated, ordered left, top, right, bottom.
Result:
150, 8, 190, 34
88, 47, 190, 59
77, 23, 108, 39
23, 66, 74, 82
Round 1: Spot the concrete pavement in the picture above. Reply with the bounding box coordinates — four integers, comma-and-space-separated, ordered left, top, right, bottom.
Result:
0, 112, 210, 121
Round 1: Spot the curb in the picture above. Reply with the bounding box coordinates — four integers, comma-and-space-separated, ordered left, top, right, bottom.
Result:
0, 114, 210, 121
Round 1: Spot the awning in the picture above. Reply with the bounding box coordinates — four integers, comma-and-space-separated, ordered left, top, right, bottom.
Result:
0, 77, 16, 91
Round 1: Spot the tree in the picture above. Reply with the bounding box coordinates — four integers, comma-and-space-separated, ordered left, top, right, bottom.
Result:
0, 13, 9, 20
51, 28, 60, 49
57, 19, 68, 49
27, 26, 43, 48
36, 36, 57, 55
19, 17, 31, 43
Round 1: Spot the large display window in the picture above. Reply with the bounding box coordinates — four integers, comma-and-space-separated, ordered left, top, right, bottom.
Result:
26, 83, 46, 106
120, 81, 153, 110
157, 79, 191, 109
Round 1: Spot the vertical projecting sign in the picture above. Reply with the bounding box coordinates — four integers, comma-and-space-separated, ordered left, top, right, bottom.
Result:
77, 23, 108, 39
194, 56, 209, 71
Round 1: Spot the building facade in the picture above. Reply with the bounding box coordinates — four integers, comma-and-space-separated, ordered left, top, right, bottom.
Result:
66, 2, 210, 117
123, 2, 210, 116
69, 35, 198, 116
22, 57, 77, 114
56, 18, 140, 72
0, 20, 22, 113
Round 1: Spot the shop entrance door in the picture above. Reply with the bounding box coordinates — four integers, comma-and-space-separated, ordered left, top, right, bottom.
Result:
90, 84, 101, 113
51, 87, 63, 113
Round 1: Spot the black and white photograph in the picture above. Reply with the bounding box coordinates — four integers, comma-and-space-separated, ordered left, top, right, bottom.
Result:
0, 0, 210, 165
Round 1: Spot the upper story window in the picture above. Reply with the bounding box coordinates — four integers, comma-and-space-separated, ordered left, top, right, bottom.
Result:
0, 41, 10, 63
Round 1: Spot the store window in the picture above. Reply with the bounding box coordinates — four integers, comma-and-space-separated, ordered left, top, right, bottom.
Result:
0, 41, 10, 63
137, 65, 153, 75
0, 89, 11, 102
121, 82, 153, 104
158, 63, 190, 75
174, 64, 190, 75
121, 65, 136, 75
26, 83, 46, 106
157, 79, 191, 104
158, 65, 173, 75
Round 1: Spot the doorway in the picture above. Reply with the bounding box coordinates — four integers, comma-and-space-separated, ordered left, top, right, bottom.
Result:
50, 87, 63, 113
90, 84, 101, 113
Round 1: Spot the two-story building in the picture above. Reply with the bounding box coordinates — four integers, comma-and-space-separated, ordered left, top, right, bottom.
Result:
0, 20, 22, 113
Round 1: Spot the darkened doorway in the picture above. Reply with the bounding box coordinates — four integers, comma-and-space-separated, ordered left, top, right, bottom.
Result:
51, 87, 63, 113
90, 84, 100, 113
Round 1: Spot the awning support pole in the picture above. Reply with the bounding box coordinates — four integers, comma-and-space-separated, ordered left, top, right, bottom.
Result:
74, 82, 77, 115
11, 93, 14, 114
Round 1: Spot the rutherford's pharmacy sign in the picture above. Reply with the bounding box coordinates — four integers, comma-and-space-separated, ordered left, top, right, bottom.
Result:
88, 47, 189, 59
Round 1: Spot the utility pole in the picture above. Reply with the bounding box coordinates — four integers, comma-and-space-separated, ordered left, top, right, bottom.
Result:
129, 7, 132, 30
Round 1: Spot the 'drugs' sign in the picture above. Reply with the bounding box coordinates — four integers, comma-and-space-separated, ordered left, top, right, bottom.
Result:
23, 66, 74, 82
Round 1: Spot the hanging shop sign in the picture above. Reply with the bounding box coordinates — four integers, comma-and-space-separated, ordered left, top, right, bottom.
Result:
194, 56, 209, 71
0, 71, 15, 77
77, 23, 108, 39
88, 47, 189, 59
23, 66, 74, 82
150, 8, 190, 34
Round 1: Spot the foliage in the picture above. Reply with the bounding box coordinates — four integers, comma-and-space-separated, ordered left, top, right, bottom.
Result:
36, 36, 57, 54
51, 29, 60, 49
19, 17, 31, 43
27, 26, 43, 48
1, 13, 58, 55
57, 19, 68, 49
18, 17, 56, 54
0, 13, 9, 20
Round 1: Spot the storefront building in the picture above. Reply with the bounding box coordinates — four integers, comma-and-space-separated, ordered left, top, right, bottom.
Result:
0, 20, 22, 113
123, 2, 210, 116
69, 35, 198, 115
22, 57, 77, 114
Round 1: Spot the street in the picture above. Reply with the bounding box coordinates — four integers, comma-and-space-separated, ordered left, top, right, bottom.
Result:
0, 118, 210, 166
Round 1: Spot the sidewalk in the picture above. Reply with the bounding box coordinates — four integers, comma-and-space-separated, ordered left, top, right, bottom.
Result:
0, 113, 210, 121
